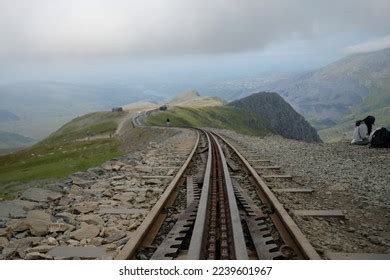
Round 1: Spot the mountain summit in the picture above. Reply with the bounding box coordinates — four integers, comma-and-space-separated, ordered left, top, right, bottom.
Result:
169, 90, 201, 103
229, 92, 322, 143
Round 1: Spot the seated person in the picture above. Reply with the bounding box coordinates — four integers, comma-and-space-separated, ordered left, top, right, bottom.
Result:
351, 115, 375, 145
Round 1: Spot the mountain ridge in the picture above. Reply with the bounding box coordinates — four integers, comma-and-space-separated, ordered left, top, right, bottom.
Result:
229, 92, 322, 142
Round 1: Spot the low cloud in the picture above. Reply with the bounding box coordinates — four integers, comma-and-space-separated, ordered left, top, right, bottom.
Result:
1, 0, 390, 59
343, 35, 390, 54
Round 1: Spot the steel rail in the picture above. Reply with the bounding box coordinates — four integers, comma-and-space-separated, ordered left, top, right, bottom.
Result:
188, 130, 248, 259
209, 132, 248, 260
187, 131, 212, 259
116, 130, 200, 260
212, 131, 321, 260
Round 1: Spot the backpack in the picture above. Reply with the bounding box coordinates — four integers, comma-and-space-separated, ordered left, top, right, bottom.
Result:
369, 127, 390, 148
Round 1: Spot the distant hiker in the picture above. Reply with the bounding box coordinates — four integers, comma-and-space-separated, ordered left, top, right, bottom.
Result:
166, 118, 171, 127
351, 115, 375, 145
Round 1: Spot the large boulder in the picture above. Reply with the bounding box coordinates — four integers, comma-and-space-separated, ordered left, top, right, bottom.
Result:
26, 210, 54, 236
0, 201, 27, 219
70, 224, 100, 241
21, 188, 62, 202
78, 215, 104, 226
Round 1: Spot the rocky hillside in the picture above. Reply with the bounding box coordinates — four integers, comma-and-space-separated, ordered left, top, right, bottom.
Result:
265, 48, 390, 127
229, 92, 322, 142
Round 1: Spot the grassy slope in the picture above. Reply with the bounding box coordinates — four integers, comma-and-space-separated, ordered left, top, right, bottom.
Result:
43, 111, 124, 144
147, 106, 269, 136
0, 111, 125, 199
319, 80, 390, 142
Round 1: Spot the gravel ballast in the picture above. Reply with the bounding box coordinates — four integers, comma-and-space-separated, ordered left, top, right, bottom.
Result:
214, 129, 390, 256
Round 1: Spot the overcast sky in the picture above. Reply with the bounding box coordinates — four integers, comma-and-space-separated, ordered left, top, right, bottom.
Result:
1, 0, 390, 84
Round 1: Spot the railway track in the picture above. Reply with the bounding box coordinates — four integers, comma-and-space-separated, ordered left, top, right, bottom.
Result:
117, 127, 321, 260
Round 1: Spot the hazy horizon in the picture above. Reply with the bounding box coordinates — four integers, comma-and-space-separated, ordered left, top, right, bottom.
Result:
1, 0, 390, 89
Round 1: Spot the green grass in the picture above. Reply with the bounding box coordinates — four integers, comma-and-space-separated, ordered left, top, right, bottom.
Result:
147, 106, 269, 136
0, 138, 122, 199
43, 111, 124, 144
0, 111, 126, 199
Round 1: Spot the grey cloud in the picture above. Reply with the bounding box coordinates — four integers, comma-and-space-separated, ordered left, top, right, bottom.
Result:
343, 35, 390, 54
0, 0, 390, 59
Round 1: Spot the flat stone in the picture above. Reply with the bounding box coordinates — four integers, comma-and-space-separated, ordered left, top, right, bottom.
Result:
0, 201, 27, 219
14, 231, 29, 239
12, 200, 38, 211
88, 167, 105, 176
135, 166, 152, 173
0, 227, 14, 238
368, 236, 386, 245
0, 237, 8, 249
72, 203, 98, 214
112, 165, 122, 171
26, 210, 53, 236
102, 163, 115, 171
28, 219, 50, 236
142, 176, 172, 179
112, 192, 136, 202
79, 214, 104, 226
112, 175, 126, 181
47, 246, 107, 259
103, 228, 126, 243
47, 237, 59, 246
98, 208, 147, 215
26, 245, 54, 253
8, 219, 29, 232
21, 188, 62, 202
110, 180, 125, 186
1, 243, 17, 258
48, 223, 71, 233
24, 252, 52, 260
135, 196, 146, 203
166, 169, 176, 176
27, 210, 53, 222
67, 239, 79, 246
70, 225, 100, 241
13, 236, 42, 246
69, 185, 83, 195
70, 177, 94, 188
0, 217, 8, 228
3, 237, 41, 258
55, 212, 76, 224
145, 179, 162, 185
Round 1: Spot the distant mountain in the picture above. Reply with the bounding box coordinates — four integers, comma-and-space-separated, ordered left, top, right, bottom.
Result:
0, 109, 19, 122
0, 130, 33, 150
0, 81, 164, 140
229, 92, 322, 143
199, 72, 297, 101
168, 90, 225, 108
263, 48, 390, 127
170, 90, 201, 103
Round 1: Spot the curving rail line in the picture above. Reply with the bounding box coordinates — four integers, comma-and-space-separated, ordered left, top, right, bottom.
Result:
118, 109, 321, 260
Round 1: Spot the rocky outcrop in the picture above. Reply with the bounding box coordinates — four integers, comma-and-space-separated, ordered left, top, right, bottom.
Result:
229, 92, 322, 143
0, 129, 195, 260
